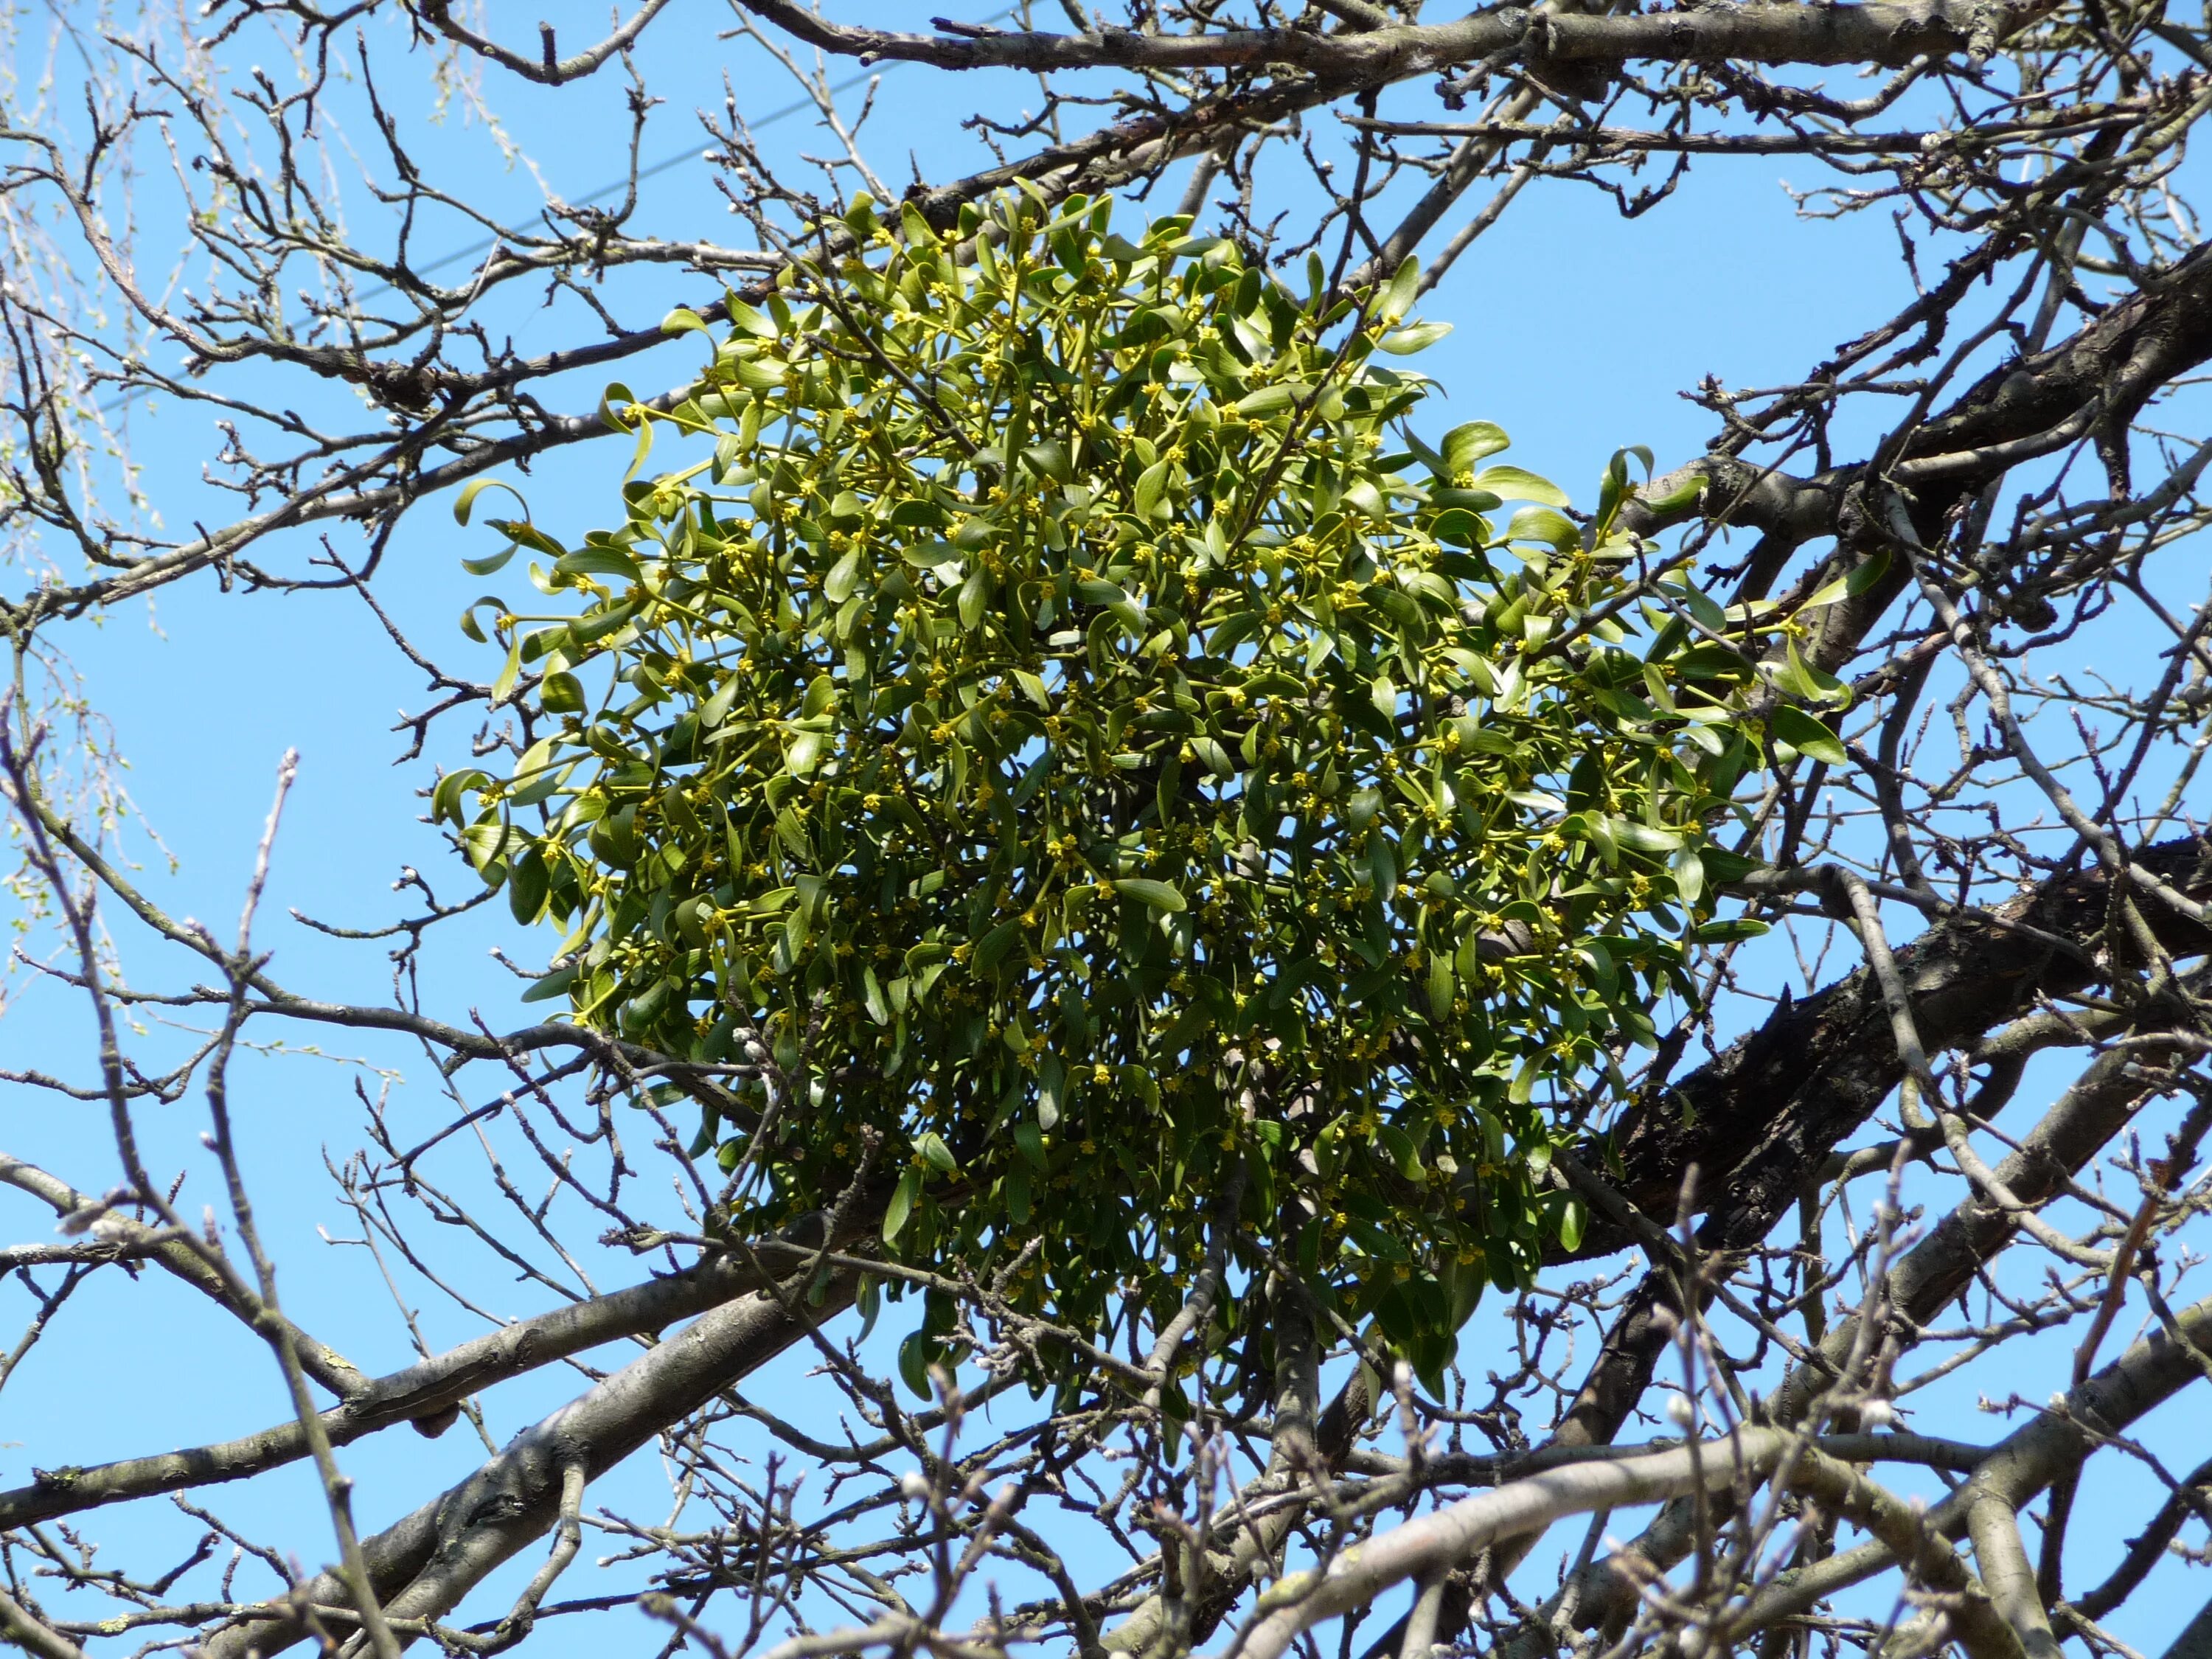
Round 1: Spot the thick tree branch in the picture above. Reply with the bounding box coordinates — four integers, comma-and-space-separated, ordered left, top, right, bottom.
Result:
0, 1232, 846, 1530
201, 1267, 859, 1659
734, 0, 2045, 74
1573, 834, 2212, 1259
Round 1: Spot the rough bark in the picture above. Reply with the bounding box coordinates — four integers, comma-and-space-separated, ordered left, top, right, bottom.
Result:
734, 0, 2047, 75
204, 1270, 855, 1659
1574, 833, 2212, 1260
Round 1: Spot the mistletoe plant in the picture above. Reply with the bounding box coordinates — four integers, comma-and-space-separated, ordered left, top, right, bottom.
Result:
448, 189, 1818, 1397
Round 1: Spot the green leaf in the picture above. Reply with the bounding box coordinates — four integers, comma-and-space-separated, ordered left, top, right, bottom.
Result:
1771, 704, 1847, 765
1695, 917, 1772, 943
1113, 878, 1186, 912
958, 566, 990, 630
1121, 1064, 1158, 1110
1608, 818, 1682, 855
730, 357, 785, 392
824, 547, 863, 602
1233, 383, 1298, 418
1430, 486, 1505, 513
726, 297, 777, 338
569, 599, 640, 647
1036, 1059, 1063, 1132
520, 963, 580, 1004
1378, 255, 1421, 324
1426, 949, 1454, 1015
459, 819, 510, 874
914, 1130, 959, 1175
1507, 507, 1579, 549
453, 476, 524, 526
1669, 846, 1705, 905
555, 546, 644, 582
1377, 1123, 1423, 1180
539, 671, 586, 714
489, 518, 561, 554
1023, 439, 1072, 482
973, 917, 1023, 972
897, 1329, 935, 1400
491, 638, 524, 704
1557, 1197, 1587, 1253
1638, 470, 1707, 514
883, 1167, 921, 1243
507, 848, 549, 923
1472, 466, 1570, 507
597, 381, 639, 433
1509, 1052, 1541, 1106
1776, 637, 1850, 706
1344, 479, 1388, 518
1430, 507, 1489, 549
1378, 320, 1453, 355
1075, 576, 1127, 608
1189, 735, 1236, 779
1363, 835, 1397, 902
1441, 421, 1510, 476
1134, 459, 1172, 521
1402, 429, 1449, 477
1798, 569, 1854, 610
461, 546, 516, 576
1846, 548, 1892, 597
1680, 585, 1728, 635
700, 674, 742, 728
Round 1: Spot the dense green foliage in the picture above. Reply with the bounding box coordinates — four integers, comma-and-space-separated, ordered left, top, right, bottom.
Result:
448, 189, 1812, 1394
